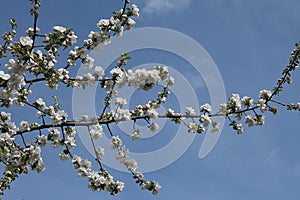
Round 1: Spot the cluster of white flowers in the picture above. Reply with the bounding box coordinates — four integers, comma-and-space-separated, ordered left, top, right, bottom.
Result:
187, 122, 198, 133
235, 123, 243, 134
63, 126, 77, 148
229, 94, 242, 111
141, 181, 161, 195
259, 89, 272, 100
0, 112, 18, 135
112, 109, 131, 121
19, 36, 33, 48
200, 114, 211, 126
90, 124, 103, 140
33, 98, 68, 125
93, 66, 105, 79
115, 97, 127, 107
0, 70, 10, 81
110, 136, 122, 150
211, 122, 221, 133
83, 55, 94, 69
131, 4, 140, 18
131, 101, 160, 120
72, 155, 92, 177
127, 66, 172, 90
200, 103, 212, 113
24, 144, 45, 172
148, 123, 159, 132
0, 121, 45, 194
87, 169, 125, 195
47, 127, 61, 148
57, 68, 70, 82
241, 96, 253, 108
116, 146, 138, 171
131, 129, 141, 140
84, 4, 139, 50
44, 25, 77, 50
29, 49, 58, 76
19, 121, 30, 131
214, 90, 278, 134
37, 135, 47, 146
133, 172, 161, 195
110, 136, 138, 171
245, 115, 265, 127
95, 146, 105, 162
147, 108, 159, 119
4, 59, 26, 93
185, 107, 196, 116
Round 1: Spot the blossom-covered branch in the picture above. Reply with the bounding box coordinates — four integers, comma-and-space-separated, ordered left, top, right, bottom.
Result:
0, 0, 300, 198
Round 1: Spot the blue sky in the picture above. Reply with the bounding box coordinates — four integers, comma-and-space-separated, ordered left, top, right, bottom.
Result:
1, 0, 300, 199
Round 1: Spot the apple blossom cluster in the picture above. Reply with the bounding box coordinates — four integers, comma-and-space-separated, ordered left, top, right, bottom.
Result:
85, 3, 138, 50
162, 45, 300, 135
72, 155, 125, 195
133, 172, 161, 195
0, 112, 45, 195
1, 0, 300, 198
109, 136, 161, 194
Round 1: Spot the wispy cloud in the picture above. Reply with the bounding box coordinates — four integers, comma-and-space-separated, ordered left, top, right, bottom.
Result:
266, 148, 280, 162
143, 0, 191, 14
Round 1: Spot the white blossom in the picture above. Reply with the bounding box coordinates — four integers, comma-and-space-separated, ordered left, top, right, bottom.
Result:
167, 77, 175, 86
83, 55, 94, 69
185, 107, 196, 116
132, 4, 140, 18
35, 98, 46, 109
200, 103, 212, 113
97, 19, 110, 28
53, 25, 66, 33
59, 151, 69, 161
37, 135, 47, 147
236, 123, 243, 134
126, 18, 136, 30
241, 96, 253, 108
125, 159, 138, 171
199, 114, 211, 126
211, 122, 220, 133
148, 123, 159, 132
90, 124, 103, 140
131, 129, 141, 140
116, 97, 127, 106
167, 108, 175, 116
116, 146, 129, 163
245, 115, 255, 127
114, 109, 131, 121
81, 115, 89, 121
94, 66, 105, 78
259, 89, 272, 100
83, 73, 96, 86
7, 74, 25, 91
68, 31, 77, 44
229, 94, 241, 110
19, 36, 33, 47
110, 136, 122, 150
0, 70, 10, 80
20, 121, 30, 131
257, 99, 268, 112
95, 146, 105, 161
147, 109, 159, 119
187, 122, 198, 133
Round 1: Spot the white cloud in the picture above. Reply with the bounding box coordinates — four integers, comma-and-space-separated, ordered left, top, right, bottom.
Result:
144, 0, 191, 14
266, 148, 280, 162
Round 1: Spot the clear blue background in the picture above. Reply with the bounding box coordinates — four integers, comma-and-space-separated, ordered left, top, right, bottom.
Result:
1, 0, 300, 199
